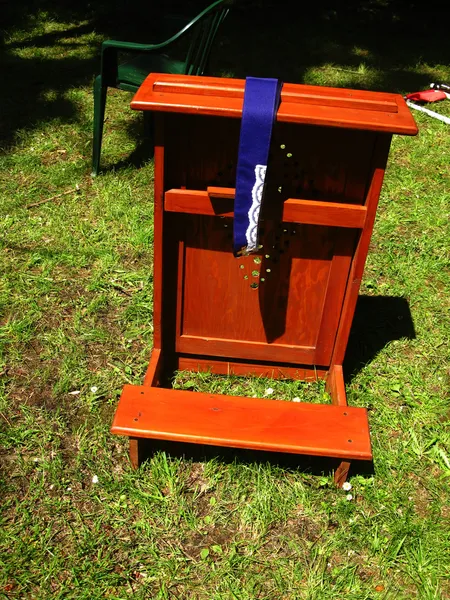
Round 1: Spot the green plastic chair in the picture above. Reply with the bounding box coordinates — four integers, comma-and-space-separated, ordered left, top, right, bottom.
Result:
92, 0, 230, 176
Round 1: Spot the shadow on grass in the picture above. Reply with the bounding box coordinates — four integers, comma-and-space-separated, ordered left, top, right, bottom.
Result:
132, 438, 374, 481
344, 295, 416, 380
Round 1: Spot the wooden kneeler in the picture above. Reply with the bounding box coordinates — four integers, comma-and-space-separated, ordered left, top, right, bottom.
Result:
111, 74, 417, 485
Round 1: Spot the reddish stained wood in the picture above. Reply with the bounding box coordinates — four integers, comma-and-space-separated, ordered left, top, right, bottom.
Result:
151, 115, 165, 349
177, 216, 354, 365
164, 189, 367, 229
152, 78, 398, 113
112, 385, 372, 461
331, 134, 392, 367
129, 438, 139, 469
177, 356, 328, 380
179, 216, 321, 349
177, 334, 315, 365
131, 74, 417, 135
334, 460, 352, 487
143, 348, 163, 387
313, 235, 356, 365
326, 365, 348, 407
207, 186, 236, 199
112, 75, 413, 472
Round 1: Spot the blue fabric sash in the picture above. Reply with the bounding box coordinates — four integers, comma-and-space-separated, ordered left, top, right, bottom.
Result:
233, 77, 282, 256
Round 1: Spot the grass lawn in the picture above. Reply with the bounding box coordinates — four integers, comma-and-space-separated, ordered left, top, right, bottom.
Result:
1, 2, 450, 598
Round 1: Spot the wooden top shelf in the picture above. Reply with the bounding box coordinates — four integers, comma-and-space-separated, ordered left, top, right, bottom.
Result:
131, 74, 418, 135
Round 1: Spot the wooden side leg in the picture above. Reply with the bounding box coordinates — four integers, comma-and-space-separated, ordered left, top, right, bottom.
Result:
129, 437, 155, 468
334, 460, 351, 487
327, 365, 352, 487
129, 437, 140, 469
326, 364, 347, 407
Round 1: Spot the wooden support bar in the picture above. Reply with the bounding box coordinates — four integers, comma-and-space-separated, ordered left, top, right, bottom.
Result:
165, 188, 367, 229
177, 334, 315, 365
112, 385, 372, 461
177, 355, 328, 381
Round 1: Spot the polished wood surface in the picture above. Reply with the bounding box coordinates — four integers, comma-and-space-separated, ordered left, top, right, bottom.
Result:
175, 213, 355, 366
131, 74, 418, 135
112, 385, 372, 461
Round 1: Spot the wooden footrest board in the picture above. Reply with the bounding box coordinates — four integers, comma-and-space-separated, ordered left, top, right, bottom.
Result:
111, 386, 372, 461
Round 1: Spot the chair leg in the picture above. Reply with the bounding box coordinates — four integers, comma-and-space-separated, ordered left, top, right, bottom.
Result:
92, 75, 107, 177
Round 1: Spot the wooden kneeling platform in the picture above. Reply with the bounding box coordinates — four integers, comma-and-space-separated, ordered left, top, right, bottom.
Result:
112, 385, 372, 461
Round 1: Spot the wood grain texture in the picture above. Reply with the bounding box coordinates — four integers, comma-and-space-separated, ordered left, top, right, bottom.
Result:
165, 189, 367, 228
176, 214, 354, 366
313, 236, 356, 365
130, 74, 418, 135
112, 385, 372, 460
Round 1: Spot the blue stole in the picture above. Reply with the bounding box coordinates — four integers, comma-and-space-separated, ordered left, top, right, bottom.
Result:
233, 77, 282, 256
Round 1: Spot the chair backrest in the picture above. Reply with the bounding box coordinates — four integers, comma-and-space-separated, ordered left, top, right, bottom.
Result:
163, 1, 230, 76
183, 1, 230, 75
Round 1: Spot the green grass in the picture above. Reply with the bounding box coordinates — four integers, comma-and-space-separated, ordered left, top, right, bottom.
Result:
1, 3, 450, 598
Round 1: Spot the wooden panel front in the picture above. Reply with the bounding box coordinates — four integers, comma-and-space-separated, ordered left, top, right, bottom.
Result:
173, 214, 356, 365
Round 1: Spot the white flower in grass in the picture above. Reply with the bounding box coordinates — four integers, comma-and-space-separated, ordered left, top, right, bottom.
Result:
342, 482, 352, 491
67, 486, 72, 491
293, 397, 301, 403
346, 494, 353, 501
264, 388, 274, 396
90, 386, 98, 393
92, 475, 99, 484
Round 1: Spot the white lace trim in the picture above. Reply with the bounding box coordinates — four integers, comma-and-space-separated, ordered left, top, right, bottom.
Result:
245, 164, 266, 252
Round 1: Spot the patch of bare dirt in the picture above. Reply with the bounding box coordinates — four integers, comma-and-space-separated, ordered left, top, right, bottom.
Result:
261, 515, 322, 559
183, 524, 237, 561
